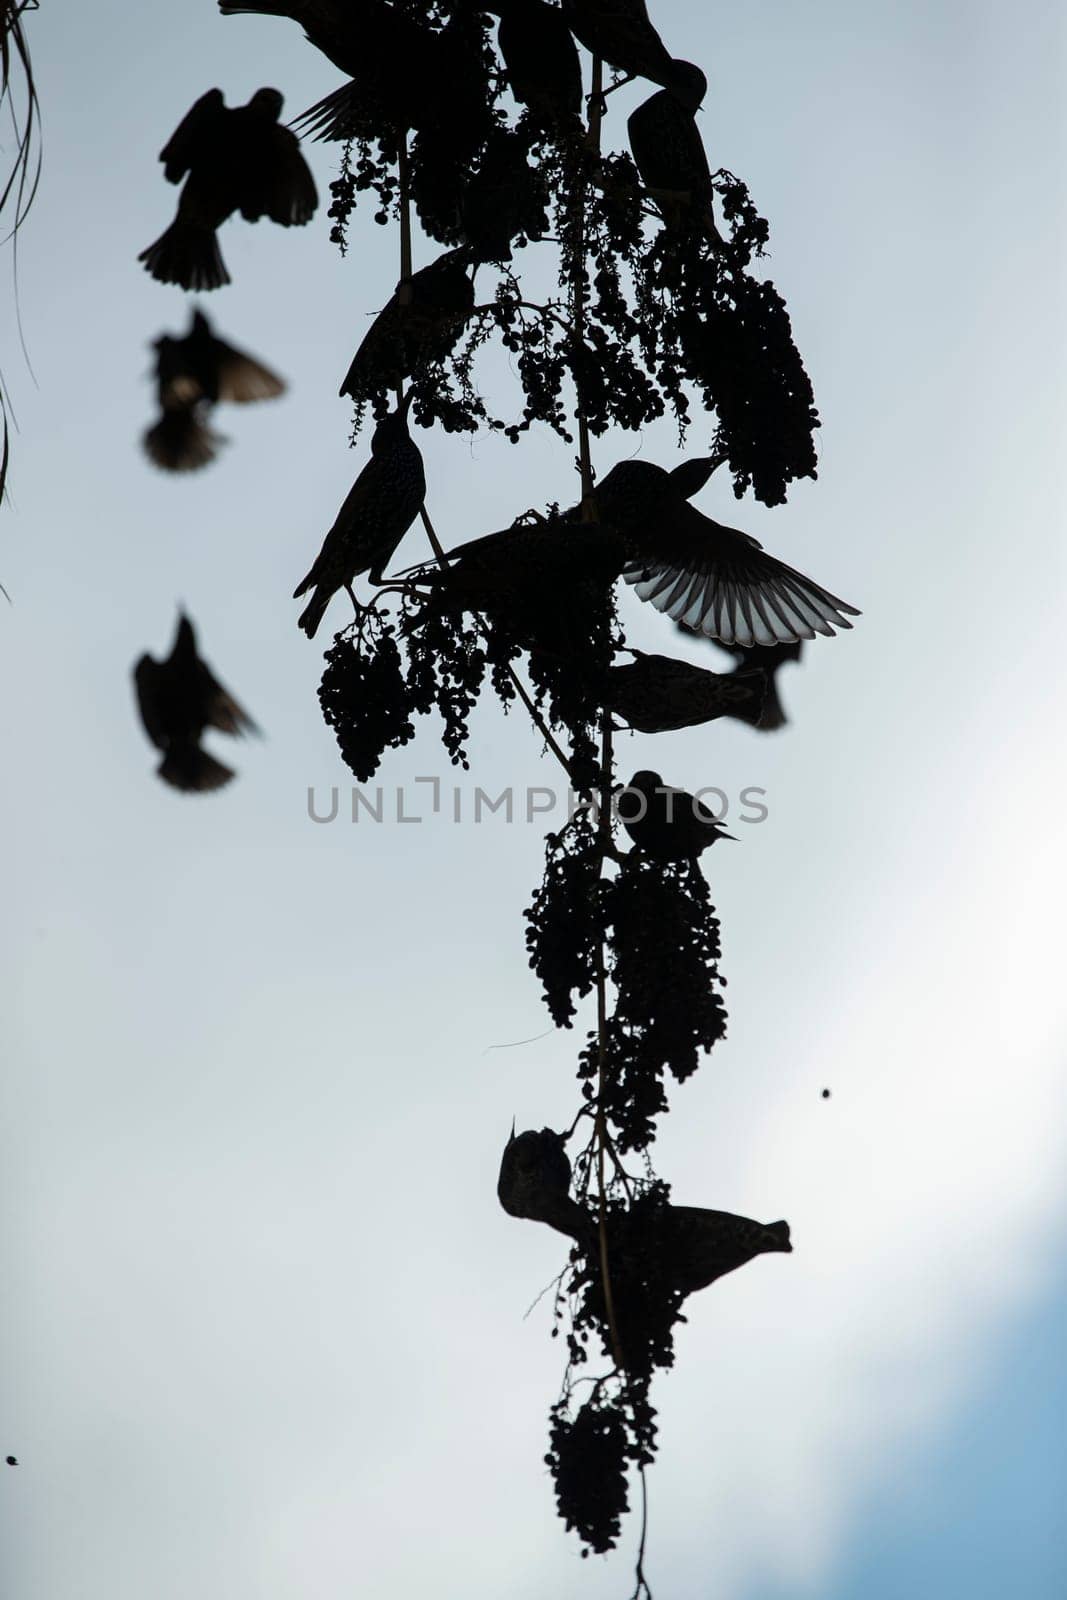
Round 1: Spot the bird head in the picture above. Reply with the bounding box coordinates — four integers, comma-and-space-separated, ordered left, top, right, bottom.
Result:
249, 87, 284, 121
666, 60, 708, 112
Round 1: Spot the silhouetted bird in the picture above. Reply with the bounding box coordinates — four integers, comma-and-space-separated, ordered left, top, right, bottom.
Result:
5, 1457, 16, 1467
485, 0, 583, 125
586, 459, 859, 645
607, 651, 766, 732
133, 613, 260, 792
294, 394, 425, 638
152, 308, 285, 408
142, 308, 284, 473
659, 1206, 791, 1294
339, 249, 476, 402
498, 1125, 591, 1241
616, 769, 734, 861
138, 88, 317, 291
627, 63, 722, 240
419, 515, 625, 657
561, 0, 682, 93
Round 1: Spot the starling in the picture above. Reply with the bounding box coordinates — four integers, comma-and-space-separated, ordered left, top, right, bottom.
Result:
138, 88, 317, 291
587, 458, 859, 645
627, 63, 722, 240
142, 308, 284, 474
616, 768, 735, 861
560, 0, 681, 93
484, 0, 583, 125
339, 249, 476, 403
661, 1206, 791, 1294
151, 308, 285, 409
606, 650, 766, 733
294, 393, 425, 638
498, 1124, 591, 1242
133, 613, 260, 793
418, 514, 625, 657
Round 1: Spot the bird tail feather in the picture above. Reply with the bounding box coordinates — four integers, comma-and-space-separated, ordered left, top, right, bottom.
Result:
296, 587, 330, 639
142, 410, 226, 473
158, 745, 235, 793
138, 222, 230, 292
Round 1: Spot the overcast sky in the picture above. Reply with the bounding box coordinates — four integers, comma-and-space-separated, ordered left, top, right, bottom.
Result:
2, 2, 1065, 1597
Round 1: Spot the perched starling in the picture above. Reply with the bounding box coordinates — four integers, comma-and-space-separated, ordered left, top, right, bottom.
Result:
660, 1206, 791, 1294
498, 1125, 591, 1241
294, 394, 425, 638
138, 88, 317, 291
680, 635, 803, 731
561, 0, 682, 93
587, 458, 859, 646
142, 308, 284, 474
418, 514, 625, 657
616, 768, 734, 861
151, 308, 285, 409
339, 249, 476, 403
485, 0, 583, 125
627, 63, 722, 240
133, 613, 260, 792
606, 650, 766, 733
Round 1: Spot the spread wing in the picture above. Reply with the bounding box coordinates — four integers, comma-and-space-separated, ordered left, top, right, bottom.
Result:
159, 89, 226, 182
625, 512, 859, 646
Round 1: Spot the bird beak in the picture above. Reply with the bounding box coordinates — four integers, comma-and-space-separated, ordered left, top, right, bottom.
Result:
718, 830, 738, 842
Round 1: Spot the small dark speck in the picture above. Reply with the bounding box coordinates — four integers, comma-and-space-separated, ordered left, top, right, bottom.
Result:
5, 1456, 17, 1466
821, 1088, 831, 1100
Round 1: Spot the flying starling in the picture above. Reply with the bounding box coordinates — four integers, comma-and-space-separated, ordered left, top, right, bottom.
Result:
142, 308, 284, 473
151, 308, 285, 409
627, 63, 723, 241
586, 458, 859, 646
661, 1206, 791, 1294
133, 613, 260, 793
294, 394, 426, 638
339, 249, 476, 404
561, 0, 682, 92
606, 650, 766, 733
138, 88, 317, 291
498, 1125, 591, 1242
616, 768, 735, 861
484, 0, 583, 125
